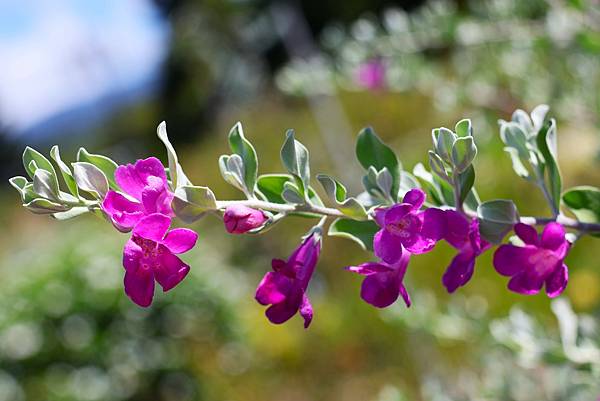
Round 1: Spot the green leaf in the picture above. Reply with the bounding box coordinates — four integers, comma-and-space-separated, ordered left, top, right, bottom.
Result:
228, 122, 258, 192
157, 122, 191, 190
413, 163, 444, 206
355, 127, 401, 199
503, 147, 531, 179
432, 127, 457, 163
50, 146, 79, 198
52, 207, 89, 220
77, 148, 119, 190
23, 198, 69, 214
33, 169, 60, 201
451, 136, 477, 173
499, 123, 529, 158
477, 199, 519, 244
562, 186, 600, 223
428, 151, 449, 181
328, 218, 380, 251
537, 119, 562, 213
256, 174, 322, 211
219, 154, 246, 193
455, 119, 472, 137
458, 165, 475, 204
511, 109, 533, 134
282, 181, 304, 204
9, 176, 37, 203
530, 104, 549, 133
22, 147, 59, 190
72, 162, 109, 199
280, 130, 310, 195
172, 185, 217, 223
316, 174, 367, 220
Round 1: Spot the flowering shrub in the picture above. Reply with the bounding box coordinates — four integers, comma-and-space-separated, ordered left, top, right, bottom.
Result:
10, 105, 600, 328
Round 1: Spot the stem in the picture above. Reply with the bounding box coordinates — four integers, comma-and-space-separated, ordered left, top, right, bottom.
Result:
521, 214, 600, 233
452, 175, 464, 215
537, 177, 559, 218
216, 199, 350, 219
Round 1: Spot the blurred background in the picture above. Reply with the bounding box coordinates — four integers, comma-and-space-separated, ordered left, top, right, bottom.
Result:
1, 0, 600, 400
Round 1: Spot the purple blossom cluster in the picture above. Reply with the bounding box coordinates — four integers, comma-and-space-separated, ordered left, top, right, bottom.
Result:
90, 150, 574, 325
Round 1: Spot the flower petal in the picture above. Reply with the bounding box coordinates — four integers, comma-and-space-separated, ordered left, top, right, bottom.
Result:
545, 264, 568, 298
346, 262, 393, 275
421, 207, 446, 242
360, 271, 400, 308
255, 272, 294, 305
141, 179, 173, 216
384, 204, 413, 226
124, 266, 155, 307
514, 223, 539, 246
373, 229, 403, 264
155, 251, 190, 292
399, 284, 411, 307
403, 234, 436, 254
123, 239, 143, 271
541, 222, 566, 251
115, 157, 168, 200
493, 244, 537, 276
443, 210, 470, 249
372, 207, 387, 227
299, 294, 313, 328
507, 271, 543, 295
102, 191, 144, 231
162, 228, 198, 254
442, 252, 476, 293
402, 188, 425, 210
264, 287, 303, 325
133, 213, 171, 242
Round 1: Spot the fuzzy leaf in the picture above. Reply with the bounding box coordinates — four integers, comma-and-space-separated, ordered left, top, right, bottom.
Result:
477, 199, 519, 244
355, 127, 401, 199
328, 218, 380, 251
228, 122, 258, 192
72, 162, 108, 198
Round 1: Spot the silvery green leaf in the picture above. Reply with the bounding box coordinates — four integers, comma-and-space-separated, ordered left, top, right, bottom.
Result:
362, 166, 386, 201
33, 169, 60, 201
50, 146, 79, 198
9, 176, 37, 203
24, 198, 69, 214
218, 155, 246, 192
281, 186, 304, 204
531, 104, 550, 132
433, 127, 457, 163
316, 174, 367, 220
77, 148, 119, 190
399, 171, 420, 197
22, 147, 60, 190
375, 168, 393, 199
328, 218, 380, 251
157, 121, 190, 190
428, 151, 449, 181
228, 122, 258, 193
503, 147, 531, 179
455, 119, 472, 137
451, 136, 477, 173
255, 174, 323, 214
511, 109, 533, 134
537, 119, 561, 213
72, 162, 109, 199
477, 199, 519, 244
172, 185, 217, 223
355, 127, 401, 198
52, 207, 89, 220
226, 155, 246, 185
499, 123, 529, 158
280, 129, 310, 196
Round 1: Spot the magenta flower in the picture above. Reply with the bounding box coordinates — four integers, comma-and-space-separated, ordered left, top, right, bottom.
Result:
223, 205, 267, 234
347, 250, 411, 308
255, 233, 321, 328
493, 223, 570, 297
102, 157, 173, 232
373, 188, 444, 264
442, 210, 490, 293
122, 213, 198, 307
355, 59, 386, 90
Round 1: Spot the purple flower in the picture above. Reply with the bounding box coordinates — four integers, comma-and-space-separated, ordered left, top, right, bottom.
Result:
223, 205, 267, 234
123, 213, 198, 307
255, 233, 321, 328
373, 189, 444, 264
355, 59, 386, 90
347, 250, 411, 308
493, 223, 570, 298
441, 210, 490, 293
102, 157, 173, 232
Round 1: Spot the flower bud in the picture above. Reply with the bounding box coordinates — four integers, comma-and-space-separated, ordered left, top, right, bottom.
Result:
223, 205, 267, 234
